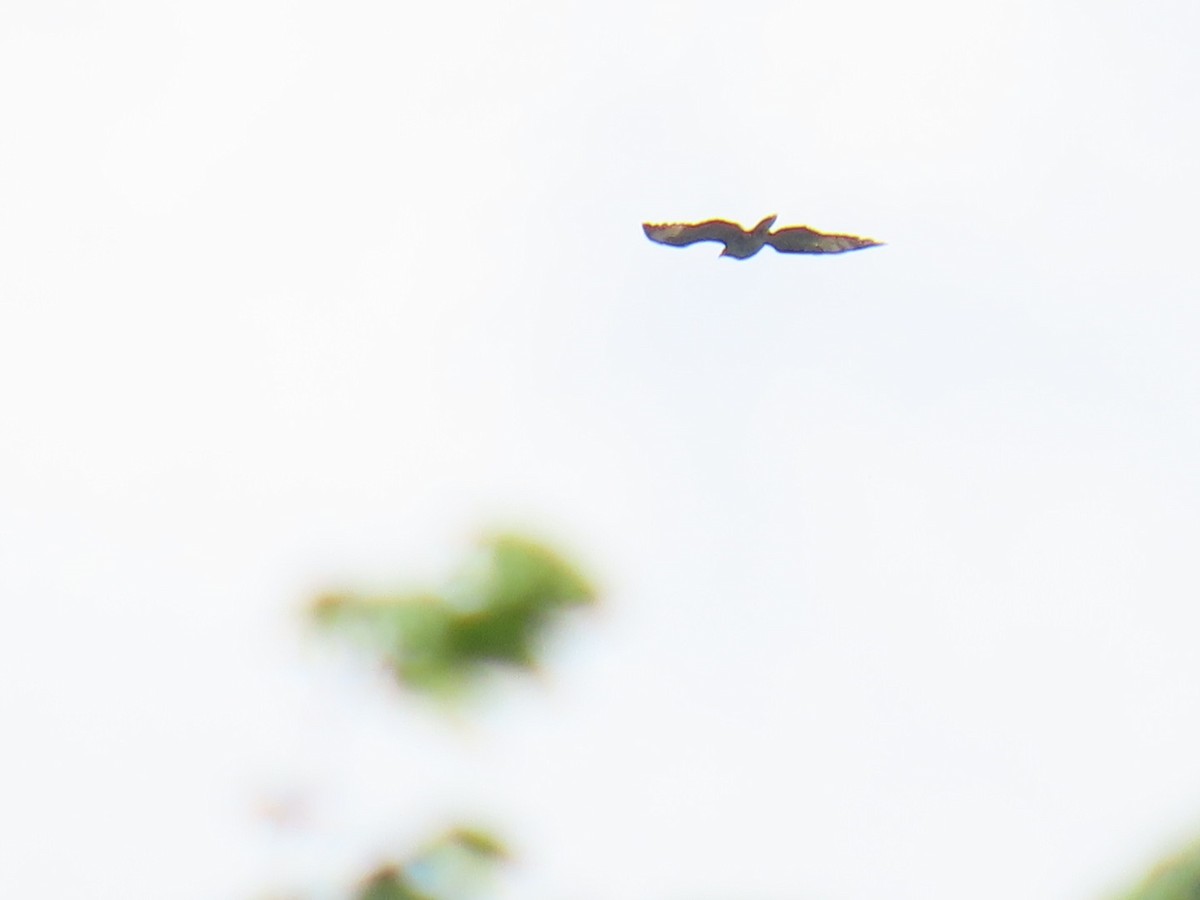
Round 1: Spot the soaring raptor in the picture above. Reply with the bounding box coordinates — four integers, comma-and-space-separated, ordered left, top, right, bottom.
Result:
642, 215, 882, 259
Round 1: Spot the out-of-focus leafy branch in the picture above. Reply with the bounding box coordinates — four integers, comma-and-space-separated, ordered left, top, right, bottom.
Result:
286, 533, 592, 898
296, 531, 1200, 900
353, 828, 508, 900
311, 533, 595, 698
1118, 840, 1200, 900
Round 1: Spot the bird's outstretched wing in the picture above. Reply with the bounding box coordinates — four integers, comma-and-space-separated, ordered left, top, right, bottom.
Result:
765, 226, 882, 254
643, 219, 748, 248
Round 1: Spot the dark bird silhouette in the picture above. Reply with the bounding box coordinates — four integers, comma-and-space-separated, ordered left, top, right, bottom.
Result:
642, 215, 882, 259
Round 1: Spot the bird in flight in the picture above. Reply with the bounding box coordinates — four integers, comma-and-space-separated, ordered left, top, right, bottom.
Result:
642, 215, 882, 259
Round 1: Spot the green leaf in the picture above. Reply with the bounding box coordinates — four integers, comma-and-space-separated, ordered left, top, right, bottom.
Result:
311, 533, 595, 698
355, 865, 434, 900
1121, 840, 1200, 900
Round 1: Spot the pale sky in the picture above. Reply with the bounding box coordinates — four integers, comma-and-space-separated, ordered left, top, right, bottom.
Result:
3, 1, 1200, 898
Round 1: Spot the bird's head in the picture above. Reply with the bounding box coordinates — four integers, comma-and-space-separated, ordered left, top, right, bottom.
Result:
752, 215, 778, 236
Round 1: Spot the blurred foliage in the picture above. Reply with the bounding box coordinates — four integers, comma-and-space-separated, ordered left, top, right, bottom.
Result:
1120, 839, 1200, 900
356, 867, 429, 900
305, 530, 1200, 900
353, 827, 508, 900
312, 533, 595, 697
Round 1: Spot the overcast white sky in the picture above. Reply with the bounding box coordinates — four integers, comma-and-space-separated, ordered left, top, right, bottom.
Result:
3, 0, 1200, 898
